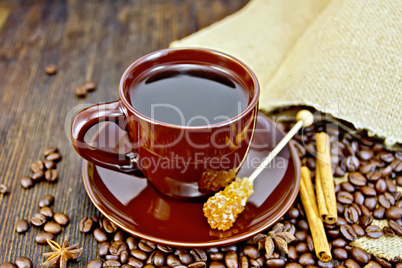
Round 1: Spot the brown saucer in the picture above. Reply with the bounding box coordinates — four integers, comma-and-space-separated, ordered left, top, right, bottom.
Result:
82, 113, 301, 247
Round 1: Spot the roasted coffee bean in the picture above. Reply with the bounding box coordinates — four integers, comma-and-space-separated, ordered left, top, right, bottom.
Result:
375, 179, 387, 193
44, 147, 58, 157
306, 235, 314, 253
366, 171, 381, 181
358, 149, 374, 160
353, 192, 364, 205
239, 255, 248, 268
297, 219, 309, 231
345, 156, 360, 171
243, 245, 260, 259
15, 219, 29, 233
332, 248, 348, 260
53, 212, 69, 226
385, 192, 396, 205
350, 203, 362, 216
126, 237, 137, 250
31, 160, 44, 173
337, 191, 353, 204
365, 225, 382, 238
287, 245, 297, 261
20, 177, 34, 189
360, 163, 374, 174
396, 176, 402, 187
383, 226, 396, 237
113, 231, 124, 242
249, 257, 264, 268
363, 261, 381, 268
188, 261, 206, 268
317, 259, 334, 268
351, 247, 371, 264
44, 169, 58, 182
94, 228, 108, 242
190, 249, 207, 262
43, 160, 55, 170
375, 257, 392, 268
298, 253, 315, 266
120, 249, 129, 263
45, 64, 57, 75
43, 222, 62, 234
349, 172, 367, 186
147, 250, 165, 267
306, 157, 316, 170
31, 170, 44, 181
344, 259, 361, 268
106, 255, 119, 261
284, 222, 296, 235
224, 251, 238, 268
385, 179, 397, 192
360, 186, 376, 196
295, 242, 308, 254
360, 204, 371, 216
286, 207, 300, 219
373, 207, 385, 219
99, 242, 110, 256
39, 194, 54, 207
394, 192, 402, 201
382, 165, 393, 177
79, 217, 94, 233
210, 252, 224, 261
83, 81, 97, 92
340, 225, 357, 241
35, 232, 54, 244
332, 238, 347, 248
265, 259, 285, 268
379, 194, 391, 208
39, 206, 54, 218
389, 220, 402, 235
157, 245, 172, 254
336, 217, 347, 226
110, 241, 124, 255
337, 202, 345, 214
102, 218, 118, 234
379, 151, 395, 163
46, 152, 62, 162
385, 206, 402, 220
351, 224, 365, 237
335, 166, 345, 177
326, 229, 340, 238
127, 257, 144, 268
87, 259, 103, 268
284, 263, 302, 268
131, 249, 147, 261
167, 254, 181, 267
220, 245, 237, 252
360, 214, 373, 228
341, 182, 355, 192
103, 260, 121, 267
75, 86, 87, 98
15, 257, 32, 268
139, 240, 155, 252
31, 213, 47, 227
295, 230, 307, 242
364, 197, 377, 210
344, 207, 359, 224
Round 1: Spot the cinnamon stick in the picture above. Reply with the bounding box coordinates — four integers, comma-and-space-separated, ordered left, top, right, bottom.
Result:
300, 166, 332, 262
316, 132, 337, 224
315, 162, 329, 221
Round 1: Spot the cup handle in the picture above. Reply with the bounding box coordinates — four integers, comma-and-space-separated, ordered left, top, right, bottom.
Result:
71, 101, 138, 173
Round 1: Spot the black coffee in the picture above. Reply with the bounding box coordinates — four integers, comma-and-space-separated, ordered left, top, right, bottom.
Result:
128, 64, 249, 126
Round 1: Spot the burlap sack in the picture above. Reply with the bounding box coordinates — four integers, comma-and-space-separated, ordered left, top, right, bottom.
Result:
170, 0, 402, 146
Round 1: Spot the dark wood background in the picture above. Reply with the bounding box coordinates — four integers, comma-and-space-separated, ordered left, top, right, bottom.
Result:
0, 0, 249, 266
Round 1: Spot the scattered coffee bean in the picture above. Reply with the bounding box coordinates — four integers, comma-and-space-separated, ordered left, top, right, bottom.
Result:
373, 207, 385, 219
44, 147, 58, 157
46, 152, 62, 162
353, 191, 364, 205
266, 259, 285, 267
348, 172, 367, 186
340, 225, 357, 241
43, 222, 62, 234
344, 207, 359, 224
298, 253, 315, 266
35, 232, 55, 244
39, 206, 54, 218
39, 194, 54, 207
20, 177, 33, 189
45, 64, 57, 75
284, 263, 302, 268
44, 169, 58, 182
31, 213, 47, 227
102, 218, 118, 234
351, 224, 365, 237
190, 249, 207, 262
84, 81, 97, 92
364, 197, 377, 210
75, 86, 87, 98
383, 226, 396, 237
87, 259, 103, 268
389, 220, 402, 236
337, 191, 354, 204
332, 238, 347, 248
126, 237, 137, 251
360, 214, 373, 228
287, 245, 297, 261
360, 186, 376, 196
15, 219, 29, 233
139, 240, 156, 252
131, 249, 147, 261
53, 212, 69, 226
43, 160, 55, 170
94, 228, 108, 242
31, 171, 44, 182
243, 245, 260, 259
332, 248, 348, 260
379, 194, 391, 208
79, 217, 94, 233
103, 260, 121, 267
15, 257, 32, 268
385, 206, 402, 220
30, 160, 44, 173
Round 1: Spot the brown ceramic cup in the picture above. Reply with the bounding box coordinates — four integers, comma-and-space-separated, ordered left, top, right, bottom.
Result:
71, 48, 259, 200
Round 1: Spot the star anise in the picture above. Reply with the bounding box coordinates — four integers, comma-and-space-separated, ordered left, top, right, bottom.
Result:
41, 238, 83, 268
248, 223, 296, 258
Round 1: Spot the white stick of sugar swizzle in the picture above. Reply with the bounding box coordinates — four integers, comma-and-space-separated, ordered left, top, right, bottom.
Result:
203, 110, 314, 231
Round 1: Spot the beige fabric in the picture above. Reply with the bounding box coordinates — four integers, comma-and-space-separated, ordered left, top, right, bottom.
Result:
170, 0, 402, 145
